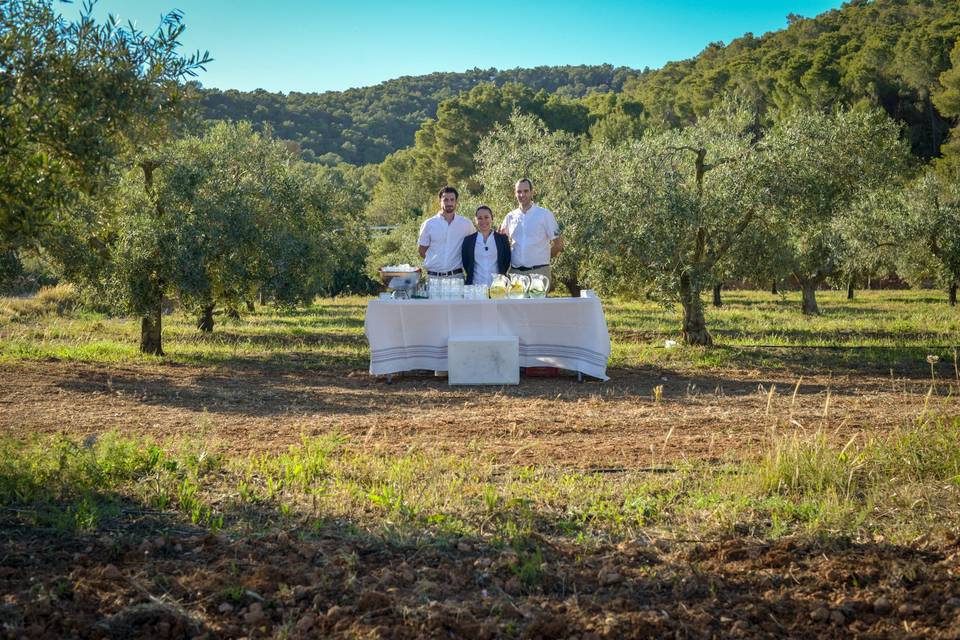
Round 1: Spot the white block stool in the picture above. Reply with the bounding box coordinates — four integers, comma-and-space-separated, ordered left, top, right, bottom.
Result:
447, 336, 519, 385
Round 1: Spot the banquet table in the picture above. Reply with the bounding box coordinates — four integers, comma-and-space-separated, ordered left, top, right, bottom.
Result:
364, 297, 611, 381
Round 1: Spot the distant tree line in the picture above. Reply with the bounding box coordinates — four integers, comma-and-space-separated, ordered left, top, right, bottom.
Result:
197, 65, 636, 166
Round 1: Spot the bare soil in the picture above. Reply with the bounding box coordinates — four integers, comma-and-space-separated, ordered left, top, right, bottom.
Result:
2, 360, 955, 468
2, 513, 959, 639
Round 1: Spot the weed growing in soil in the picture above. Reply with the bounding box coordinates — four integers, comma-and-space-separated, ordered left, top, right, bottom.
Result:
2, 411, 958, 545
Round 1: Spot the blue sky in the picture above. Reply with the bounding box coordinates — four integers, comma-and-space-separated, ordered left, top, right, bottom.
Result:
71, 1, 845, 94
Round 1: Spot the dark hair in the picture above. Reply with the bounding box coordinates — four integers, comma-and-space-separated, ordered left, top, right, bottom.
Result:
516, 178, 533, 190
438, 186, 459, 200
475, 205, 493, 216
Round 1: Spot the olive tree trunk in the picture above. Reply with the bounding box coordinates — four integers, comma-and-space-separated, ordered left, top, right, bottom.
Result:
197, 305, 214, 332
799, 276, 825, 315
712, 282, 723, 307
680, 274, 712, 346
140, 303, 164, 355
561, 277, 581, 298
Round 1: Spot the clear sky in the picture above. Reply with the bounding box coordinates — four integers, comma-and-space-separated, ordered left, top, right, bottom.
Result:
71, 1, 845, 94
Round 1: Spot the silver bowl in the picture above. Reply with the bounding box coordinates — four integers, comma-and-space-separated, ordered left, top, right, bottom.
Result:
379, 268, 421, 288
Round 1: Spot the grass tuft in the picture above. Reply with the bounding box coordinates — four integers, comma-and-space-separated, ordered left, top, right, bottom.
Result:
2, 414, 958, 544
0, 284, 79, 322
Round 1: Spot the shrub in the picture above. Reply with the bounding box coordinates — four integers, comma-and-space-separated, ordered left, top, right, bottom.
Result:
0, 283, 79, 321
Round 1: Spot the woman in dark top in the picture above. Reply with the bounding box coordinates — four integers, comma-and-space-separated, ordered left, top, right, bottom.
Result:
462, 205, 511, 286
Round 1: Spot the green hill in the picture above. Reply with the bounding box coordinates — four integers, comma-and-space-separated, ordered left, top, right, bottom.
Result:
198, 0, 960, 169
622, 0, 960, 159
198, 65, 636, 166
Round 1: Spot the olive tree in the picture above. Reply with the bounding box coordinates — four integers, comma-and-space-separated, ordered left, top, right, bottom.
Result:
1, 0, 209, 249
85, 122, 341, 353
760, 109, 909, 314
163, 123, 345, 332
475, 112, 589, 295
577, 100, 763, 345
898, 169, 960, 305
831, 186, 905, 299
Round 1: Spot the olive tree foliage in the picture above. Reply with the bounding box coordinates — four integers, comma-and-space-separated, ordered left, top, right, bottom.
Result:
74, 122, 344, 353
832, 186, 905, 297
577, 100, 764, 345
310, 163, 379, 296
364, 217, 422, 283
475, 112, 590, 296
898, 168, 960, 305
164, 123, 346, 330
760, 108, 910, 314
0, 0, 210, 249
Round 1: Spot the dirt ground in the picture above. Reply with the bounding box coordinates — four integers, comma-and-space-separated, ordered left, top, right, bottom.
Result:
3, 359, 960, 638
2, 511, 959, 639
2, 360, 956, 467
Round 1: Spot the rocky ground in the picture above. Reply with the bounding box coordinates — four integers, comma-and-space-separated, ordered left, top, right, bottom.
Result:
2, 513, 959, 639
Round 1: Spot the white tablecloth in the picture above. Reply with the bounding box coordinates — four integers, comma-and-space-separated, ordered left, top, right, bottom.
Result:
364, 298, 611, 380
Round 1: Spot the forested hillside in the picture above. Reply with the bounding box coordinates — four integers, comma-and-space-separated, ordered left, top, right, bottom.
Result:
198, 65, 636, 165
622, 0, 960, 159
199, 1, 960, 173
361, 0, 960, 228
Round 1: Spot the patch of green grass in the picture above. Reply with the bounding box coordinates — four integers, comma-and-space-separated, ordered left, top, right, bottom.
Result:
0, 297, 370, 370
3, 412, 958, 545
607, 289, 960, 371
2, 290, 958, 373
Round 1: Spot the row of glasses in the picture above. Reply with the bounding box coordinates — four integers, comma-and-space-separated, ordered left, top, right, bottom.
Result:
428, 276, 464, 299
463, 284, 489, 299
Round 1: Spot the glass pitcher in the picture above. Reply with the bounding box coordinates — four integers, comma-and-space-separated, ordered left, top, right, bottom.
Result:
489, 274, 509, 299
527, 273, 549, 298
508, 274, 530, 299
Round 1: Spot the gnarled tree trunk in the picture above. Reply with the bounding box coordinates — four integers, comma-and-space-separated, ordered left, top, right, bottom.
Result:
197, 305, 214, 333
561, 277, 581, 298
712, 282, 723, 307
680, 274, 712, 346
799, 275, 825, 315
140, 303, 163, 355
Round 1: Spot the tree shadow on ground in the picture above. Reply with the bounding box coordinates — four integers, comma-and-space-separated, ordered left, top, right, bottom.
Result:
699, 344, 956, 377
179, 328, 367, 351
49, 352, 956, 423
53, 366, 383, 418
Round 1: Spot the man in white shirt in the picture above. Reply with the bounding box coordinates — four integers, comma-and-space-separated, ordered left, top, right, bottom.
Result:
499, 178, 563, 282
418, 186, 475, 277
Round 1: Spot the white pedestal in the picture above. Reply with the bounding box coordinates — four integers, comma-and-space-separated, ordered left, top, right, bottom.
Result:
448, 336, 519, 385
